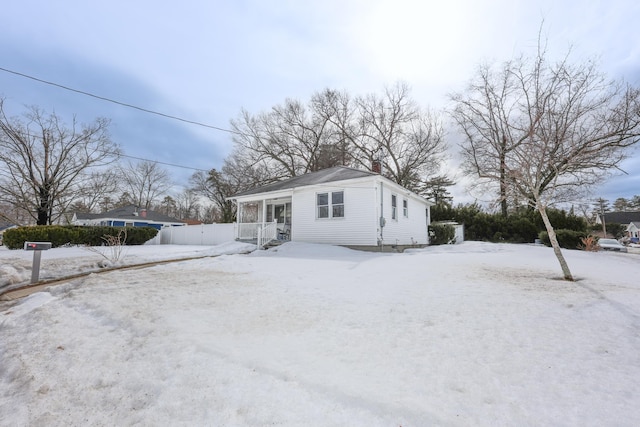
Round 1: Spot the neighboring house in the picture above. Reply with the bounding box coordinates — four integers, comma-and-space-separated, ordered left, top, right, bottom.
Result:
229, 166, 434, 250
0, 222, 17, 245
598, 211, 640, 240
72, 205, 186, 230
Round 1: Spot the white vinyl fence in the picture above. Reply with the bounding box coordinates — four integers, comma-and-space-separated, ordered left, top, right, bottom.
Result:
147, 224, 236, 245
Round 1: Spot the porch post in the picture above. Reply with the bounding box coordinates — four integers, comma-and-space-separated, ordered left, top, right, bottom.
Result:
261, 199, 267, 224
236, 202, 242, 240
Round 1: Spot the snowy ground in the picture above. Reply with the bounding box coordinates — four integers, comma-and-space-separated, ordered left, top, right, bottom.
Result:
1, 241, 639, 426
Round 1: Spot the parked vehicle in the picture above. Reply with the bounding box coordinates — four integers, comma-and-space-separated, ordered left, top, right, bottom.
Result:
598, 238, 628, 253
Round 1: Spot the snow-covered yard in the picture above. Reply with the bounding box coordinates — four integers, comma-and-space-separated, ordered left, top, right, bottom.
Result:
1, 241, 639, 426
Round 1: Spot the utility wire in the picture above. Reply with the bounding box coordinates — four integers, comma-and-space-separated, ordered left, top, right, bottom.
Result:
117, 152, 209, 172
0, 66, 242, 135
15, 129, 211, 173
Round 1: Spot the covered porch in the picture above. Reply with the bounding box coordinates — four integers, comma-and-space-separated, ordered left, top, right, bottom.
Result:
235, 196, 292, 247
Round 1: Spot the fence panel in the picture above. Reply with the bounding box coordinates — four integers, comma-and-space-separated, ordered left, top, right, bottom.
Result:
149, 224, 236, 245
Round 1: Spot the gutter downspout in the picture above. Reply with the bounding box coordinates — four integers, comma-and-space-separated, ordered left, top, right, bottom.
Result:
379, 180, 385, 251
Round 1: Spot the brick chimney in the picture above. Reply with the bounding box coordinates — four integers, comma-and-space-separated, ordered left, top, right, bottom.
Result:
140, 209, 147, 218
372, 159, 381, 174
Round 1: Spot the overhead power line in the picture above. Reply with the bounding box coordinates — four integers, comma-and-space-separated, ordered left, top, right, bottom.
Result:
117, 152, 209, 172
0, 66, 241, 135
17, 128, 211, 173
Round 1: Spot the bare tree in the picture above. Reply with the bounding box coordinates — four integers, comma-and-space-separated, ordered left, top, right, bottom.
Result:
191, 145, 278, 223
0, 100, 119, 225
119, 160, 172, 209
174, 189, 201, 220
229, 83, 448, 195
0, 201, 31, 225
70, 169, 121, 214
352, 82, 447, 193
452, 46, 640, 280
230, 97, 343, 180
450, 62, 525, 215
190, 169, 238, 223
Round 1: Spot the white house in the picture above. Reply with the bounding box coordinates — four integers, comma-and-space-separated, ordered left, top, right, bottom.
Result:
627, 222, 639, 240
599, 211, 640, 242
229, 166, 434, 251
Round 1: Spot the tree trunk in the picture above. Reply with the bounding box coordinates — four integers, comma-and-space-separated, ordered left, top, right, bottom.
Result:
537, 202, 574, 281
499, 143, 508, 216
37, 186, 49, 225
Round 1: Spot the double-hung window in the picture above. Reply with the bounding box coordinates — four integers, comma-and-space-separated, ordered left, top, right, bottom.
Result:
317, 191, 344, 219
403, 199, 408, 218
391, 194, 397, 220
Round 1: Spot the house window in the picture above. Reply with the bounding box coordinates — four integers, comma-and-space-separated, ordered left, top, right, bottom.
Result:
317, 193, 329, 218
403, 199, 408, 218
391, 194, 397, 220
317, 191, 344, 219
332, 191, 344, 218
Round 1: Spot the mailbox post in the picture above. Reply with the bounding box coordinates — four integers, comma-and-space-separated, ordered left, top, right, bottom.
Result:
24, 241, 52, 284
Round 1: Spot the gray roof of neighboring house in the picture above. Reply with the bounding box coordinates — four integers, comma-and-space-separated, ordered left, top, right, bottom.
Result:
75, 205, 184, 223
602, 211, 640, 224
0, 221, 16, 232
231, 166, 377, 198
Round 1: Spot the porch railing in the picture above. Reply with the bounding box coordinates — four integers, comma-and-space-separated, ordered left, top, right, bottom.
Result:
237, 221, 278, 248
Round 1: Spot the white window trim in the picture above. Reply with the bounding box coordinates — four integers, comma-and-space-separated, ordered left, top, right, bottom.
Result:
403, 198, 409, 218
316, 190, 345, 220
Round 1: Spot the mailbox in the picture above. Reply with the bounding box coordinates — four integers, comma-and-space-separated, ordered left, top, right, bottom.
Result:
24, 241, 52, 251
24, 241, 52, 283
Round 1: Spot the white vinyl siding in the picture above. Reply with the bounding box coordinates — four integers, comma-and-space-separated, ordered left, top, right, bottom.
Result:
379, 183, 430, 245
294, 185, 377, 245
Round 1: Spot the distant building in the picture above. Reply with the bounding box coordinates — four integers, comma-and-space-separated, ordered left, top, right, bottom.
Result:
72, 205, 186, 230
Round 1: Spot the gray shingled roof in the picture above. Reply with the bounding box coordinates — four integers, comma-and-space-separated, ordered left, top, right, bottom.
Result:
602, 211, 640, 224
76, 205, 184, 223
231, 166, 377, 198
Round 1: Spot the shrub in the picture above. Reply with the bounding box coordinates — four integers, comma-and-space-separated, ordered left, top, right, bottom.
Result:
431, 203, 587, 243
429, 223, 456, 245
2, 225, 158, 249
124, 227, 159, 245
538, 229, 589, 250
2, 226, 72, 249
579, 235, 600, 252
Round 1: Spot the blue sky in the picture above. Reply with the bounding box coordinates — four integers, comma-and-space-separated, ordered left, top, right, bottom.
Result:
1, 0, 639, 205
